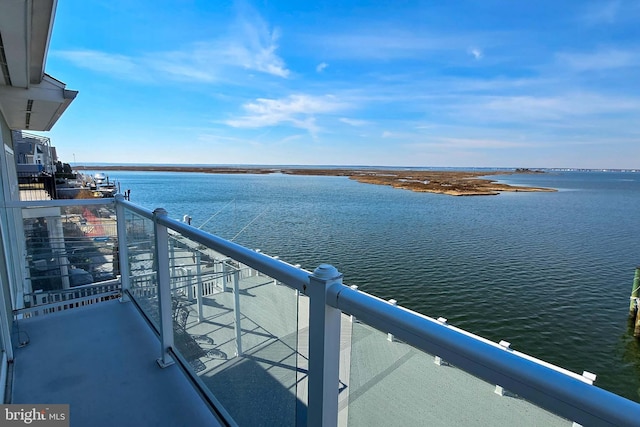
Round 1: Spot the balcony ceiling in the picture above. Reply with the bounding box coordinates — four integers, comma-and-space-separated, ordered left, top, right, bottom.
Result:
0, 0, 77, 131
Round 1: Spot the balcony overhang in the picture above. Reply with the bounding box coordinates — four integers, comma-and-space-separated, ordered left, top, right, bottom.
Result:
0, 0, 57, 87
0, 0, 77, 131
0, 74, 77, 131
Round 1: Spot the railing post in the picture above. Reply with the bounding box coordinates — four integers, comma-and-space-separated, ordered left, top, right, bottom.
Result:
196, 250, 204, 323
169, 239, 175, 290
349, 285, 358, 323
213, 259, 225, 292
233, 268, 243, 357
434, 317, 448, 366
272, 256, 279, 285
187, 268, 194, 301
153, 208, 175, 368
307, 264, 342, 427
222, 262, 230, 292
387, 299, 397, 342
115, 194, 130, 302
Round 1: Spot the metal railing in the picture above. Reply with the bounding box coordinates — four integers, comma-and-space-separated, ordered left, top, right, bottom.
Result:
12, 195, 640, 426
17, 171, 115, 201
17, 172, 56, 201
19, 280, 121, 317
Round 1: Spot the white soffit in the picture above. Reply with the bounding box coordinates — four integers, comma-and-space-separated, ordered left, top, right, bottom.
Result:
0, 0, 75, 131
0, 74, 78, 131
0, 0, 57, 87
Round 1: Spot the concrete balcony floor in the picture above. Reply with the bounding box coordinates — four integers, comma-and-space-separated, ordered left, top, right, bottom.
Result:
9, 300, 223, 427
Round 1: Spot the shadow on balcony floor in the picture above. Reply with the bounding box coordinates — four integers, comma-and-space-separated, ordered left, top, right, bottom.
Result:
10, 300, 223, 427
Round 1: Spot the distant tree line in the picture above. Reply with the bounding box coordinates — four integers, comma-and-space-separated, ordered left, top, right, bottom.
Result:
514, 168, 543, 173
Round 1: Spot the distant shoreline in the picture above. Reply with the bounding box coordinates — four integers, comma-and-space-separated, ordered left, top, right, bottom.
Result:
75, 165, 557, 196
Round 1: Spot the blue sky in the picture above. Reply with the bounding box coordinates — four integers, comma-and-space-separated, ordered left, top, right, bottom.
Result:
42, 0, 639, 168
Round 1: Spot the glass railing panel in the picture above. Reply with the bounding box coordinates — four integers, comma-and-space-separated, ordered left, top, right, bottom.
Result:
167, 233, 300, 426
124, 209, 159, 329
23, 203, 120, 311
344, 320, 571, 427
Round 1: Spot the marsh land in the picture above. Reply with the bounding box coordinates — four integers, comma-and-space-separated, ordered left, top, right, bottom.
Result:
76, 165, 555, 196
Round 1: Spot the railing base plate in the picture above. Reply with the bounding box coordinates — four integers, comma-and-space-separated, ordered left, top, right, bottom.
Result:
156, 358, 175, 368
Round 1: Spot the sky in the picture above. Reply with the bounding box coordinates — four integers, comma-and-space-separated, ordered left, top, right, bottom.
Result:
40, 0, 640, 168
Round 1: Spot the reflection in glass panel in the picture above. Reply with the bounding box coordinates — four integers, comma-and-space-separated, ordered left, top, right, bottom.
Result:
345, 321, 570, 426
167, 233, 300, 426
125, 209, 159, 329
22, 204, 119, 308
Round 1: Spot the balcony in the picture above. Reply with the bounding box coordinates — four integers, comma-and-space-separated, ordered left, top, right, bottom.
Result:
7, 195, 640, 426
12, 300, 223, 426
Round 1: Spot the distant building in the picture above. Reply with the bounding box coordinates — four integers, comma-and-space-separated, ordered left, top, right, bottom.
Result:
12, 130, 57, 174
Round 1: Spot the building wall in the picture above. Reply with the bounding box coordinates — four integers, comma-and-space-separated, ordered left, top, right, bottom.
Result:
0, 112, 17, 362
0, 122, 28, 311
12, 131, 55, 174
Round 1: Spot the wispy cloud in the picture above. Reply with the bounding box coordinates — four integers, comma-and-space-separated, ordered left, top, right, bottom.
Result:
306, 29, 475, 60
436, 92, 640, 136
478, 93, 640, 120
53, 50, 150, 81
316, 62, 328, 73
225, 94, 349, 137
556, 48, 638, 71
277, 134, 304, 144
417, 137, 532, 149
227, 2, 289, 77
580, 0, 621, 24
56, 47, 222, 83
579, 0, 640, 26
339, 118, 368, 127
468, 47, 483, 60
54, 4, 289, 82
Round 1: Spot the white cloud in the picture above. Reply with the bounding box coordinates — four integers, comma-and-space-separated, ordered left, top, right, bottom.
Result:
278, 134, 304, 144
468, 47, 483, 60
225, 94, 349, 136
419, 137, 530, 149
580, 0, 621, 24
442, 92, 640, 133
227, 6, 290, 78
56, 47, 223, 82
481, 93, 640, 119
308, 30, 468, 60
54, 5, 289, 82
54, 50, 150, 80
339, 118, 368, 127
316, 62, 328, 73
556, 49, 638, 71
579, 1, 640, 26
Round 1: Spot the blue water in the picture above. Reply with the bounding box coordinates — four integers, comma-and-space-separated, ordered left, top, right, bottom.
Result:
100, 169, 640, 401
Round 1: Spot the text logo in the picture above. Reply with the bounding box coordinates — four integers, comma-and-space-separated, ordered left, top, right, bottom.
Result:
0, 405, 68, 426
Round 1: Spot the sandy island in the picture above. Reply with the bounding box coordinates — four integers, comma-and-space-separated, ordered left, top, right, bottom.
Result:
75, 165, 556, 196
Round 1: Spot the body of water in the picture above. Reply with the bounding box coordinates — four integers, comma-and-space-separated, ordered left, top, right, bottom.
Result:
98, 169, 640, 401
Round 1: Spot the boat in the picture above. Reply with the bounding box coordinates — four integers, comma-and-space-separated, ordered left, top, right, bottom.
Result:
93, 172, 107, 184
92, 173, 118, 198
